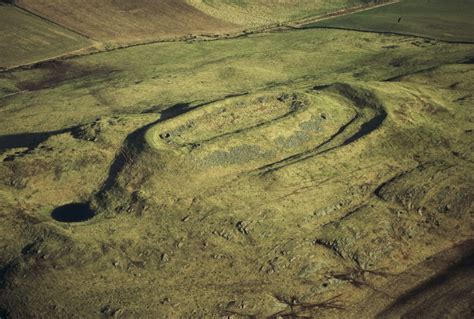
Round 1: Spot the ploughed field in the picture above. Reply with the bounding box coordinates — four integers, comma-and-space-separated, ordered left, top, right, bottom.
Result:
14, 0, 239, 44
0, 5, 91, 69
0, 0, 386, 68
0, 0, 473, 318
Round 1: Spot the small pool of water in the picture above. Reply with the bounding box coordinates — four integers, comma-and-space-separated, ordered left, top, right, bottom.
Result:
51, 203, 95, 223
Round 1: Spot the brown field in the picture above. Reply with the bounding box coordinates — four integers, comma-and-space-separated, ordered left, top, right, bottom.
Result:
15, 0, 239, 44
0, 5, 91, 69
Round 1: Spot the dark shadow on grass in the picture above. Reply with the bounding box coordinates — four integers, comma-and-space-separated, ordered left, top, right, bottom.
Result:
343, 110, 387, 145
376, 242, 474, 318
463, 57, 474, 64
0, 307, 8, 319
0, 127, 77, 153
15, 60, 117, 92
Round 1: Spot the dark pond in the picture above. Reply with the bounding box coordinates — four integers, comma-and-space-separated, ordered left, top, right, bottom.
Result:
51, 203, 95, 223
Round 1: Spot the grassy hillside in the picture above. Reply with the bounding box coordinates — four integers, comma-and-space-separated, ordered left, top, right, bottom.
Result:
187, 0, 378, 28
0, 2, 473, 317
15, 0, 239, 44
1, 28, 472, 136
0, 5, 91, 68
304, 0, 474, 42
0, 52, 473, 317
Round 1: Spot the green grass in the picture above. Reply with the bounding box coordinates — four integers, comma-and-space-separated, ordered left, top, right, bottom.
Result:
1, 28, 472, 136
0, 5, 473, 318
2, 61, 472, 318
0, 5, 91, 68
303, 0, 474, 43
187, 0, 374, 28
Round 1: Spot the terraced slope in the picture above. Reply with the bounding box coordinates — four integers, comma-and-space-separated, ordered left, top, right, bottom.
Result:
15, 0, 239, 44
304, 0, 474, 42
187, 0, 379, 28
0, 5, 91, 69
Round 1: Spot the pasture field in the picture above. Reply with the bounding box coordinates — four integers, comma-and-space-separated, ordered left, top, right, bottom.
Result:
15, 0, 239, 44
187, 0, 377, 28
0, 1, 473, 318
1, 28, 472, 136
304, 0, 474, 42
0, 5, 91, 68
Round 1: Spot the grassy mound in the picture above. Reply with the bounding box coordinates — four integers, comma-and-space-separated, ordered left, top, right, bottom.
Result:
0, 62, 473, 318
75, 75, 473, 316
